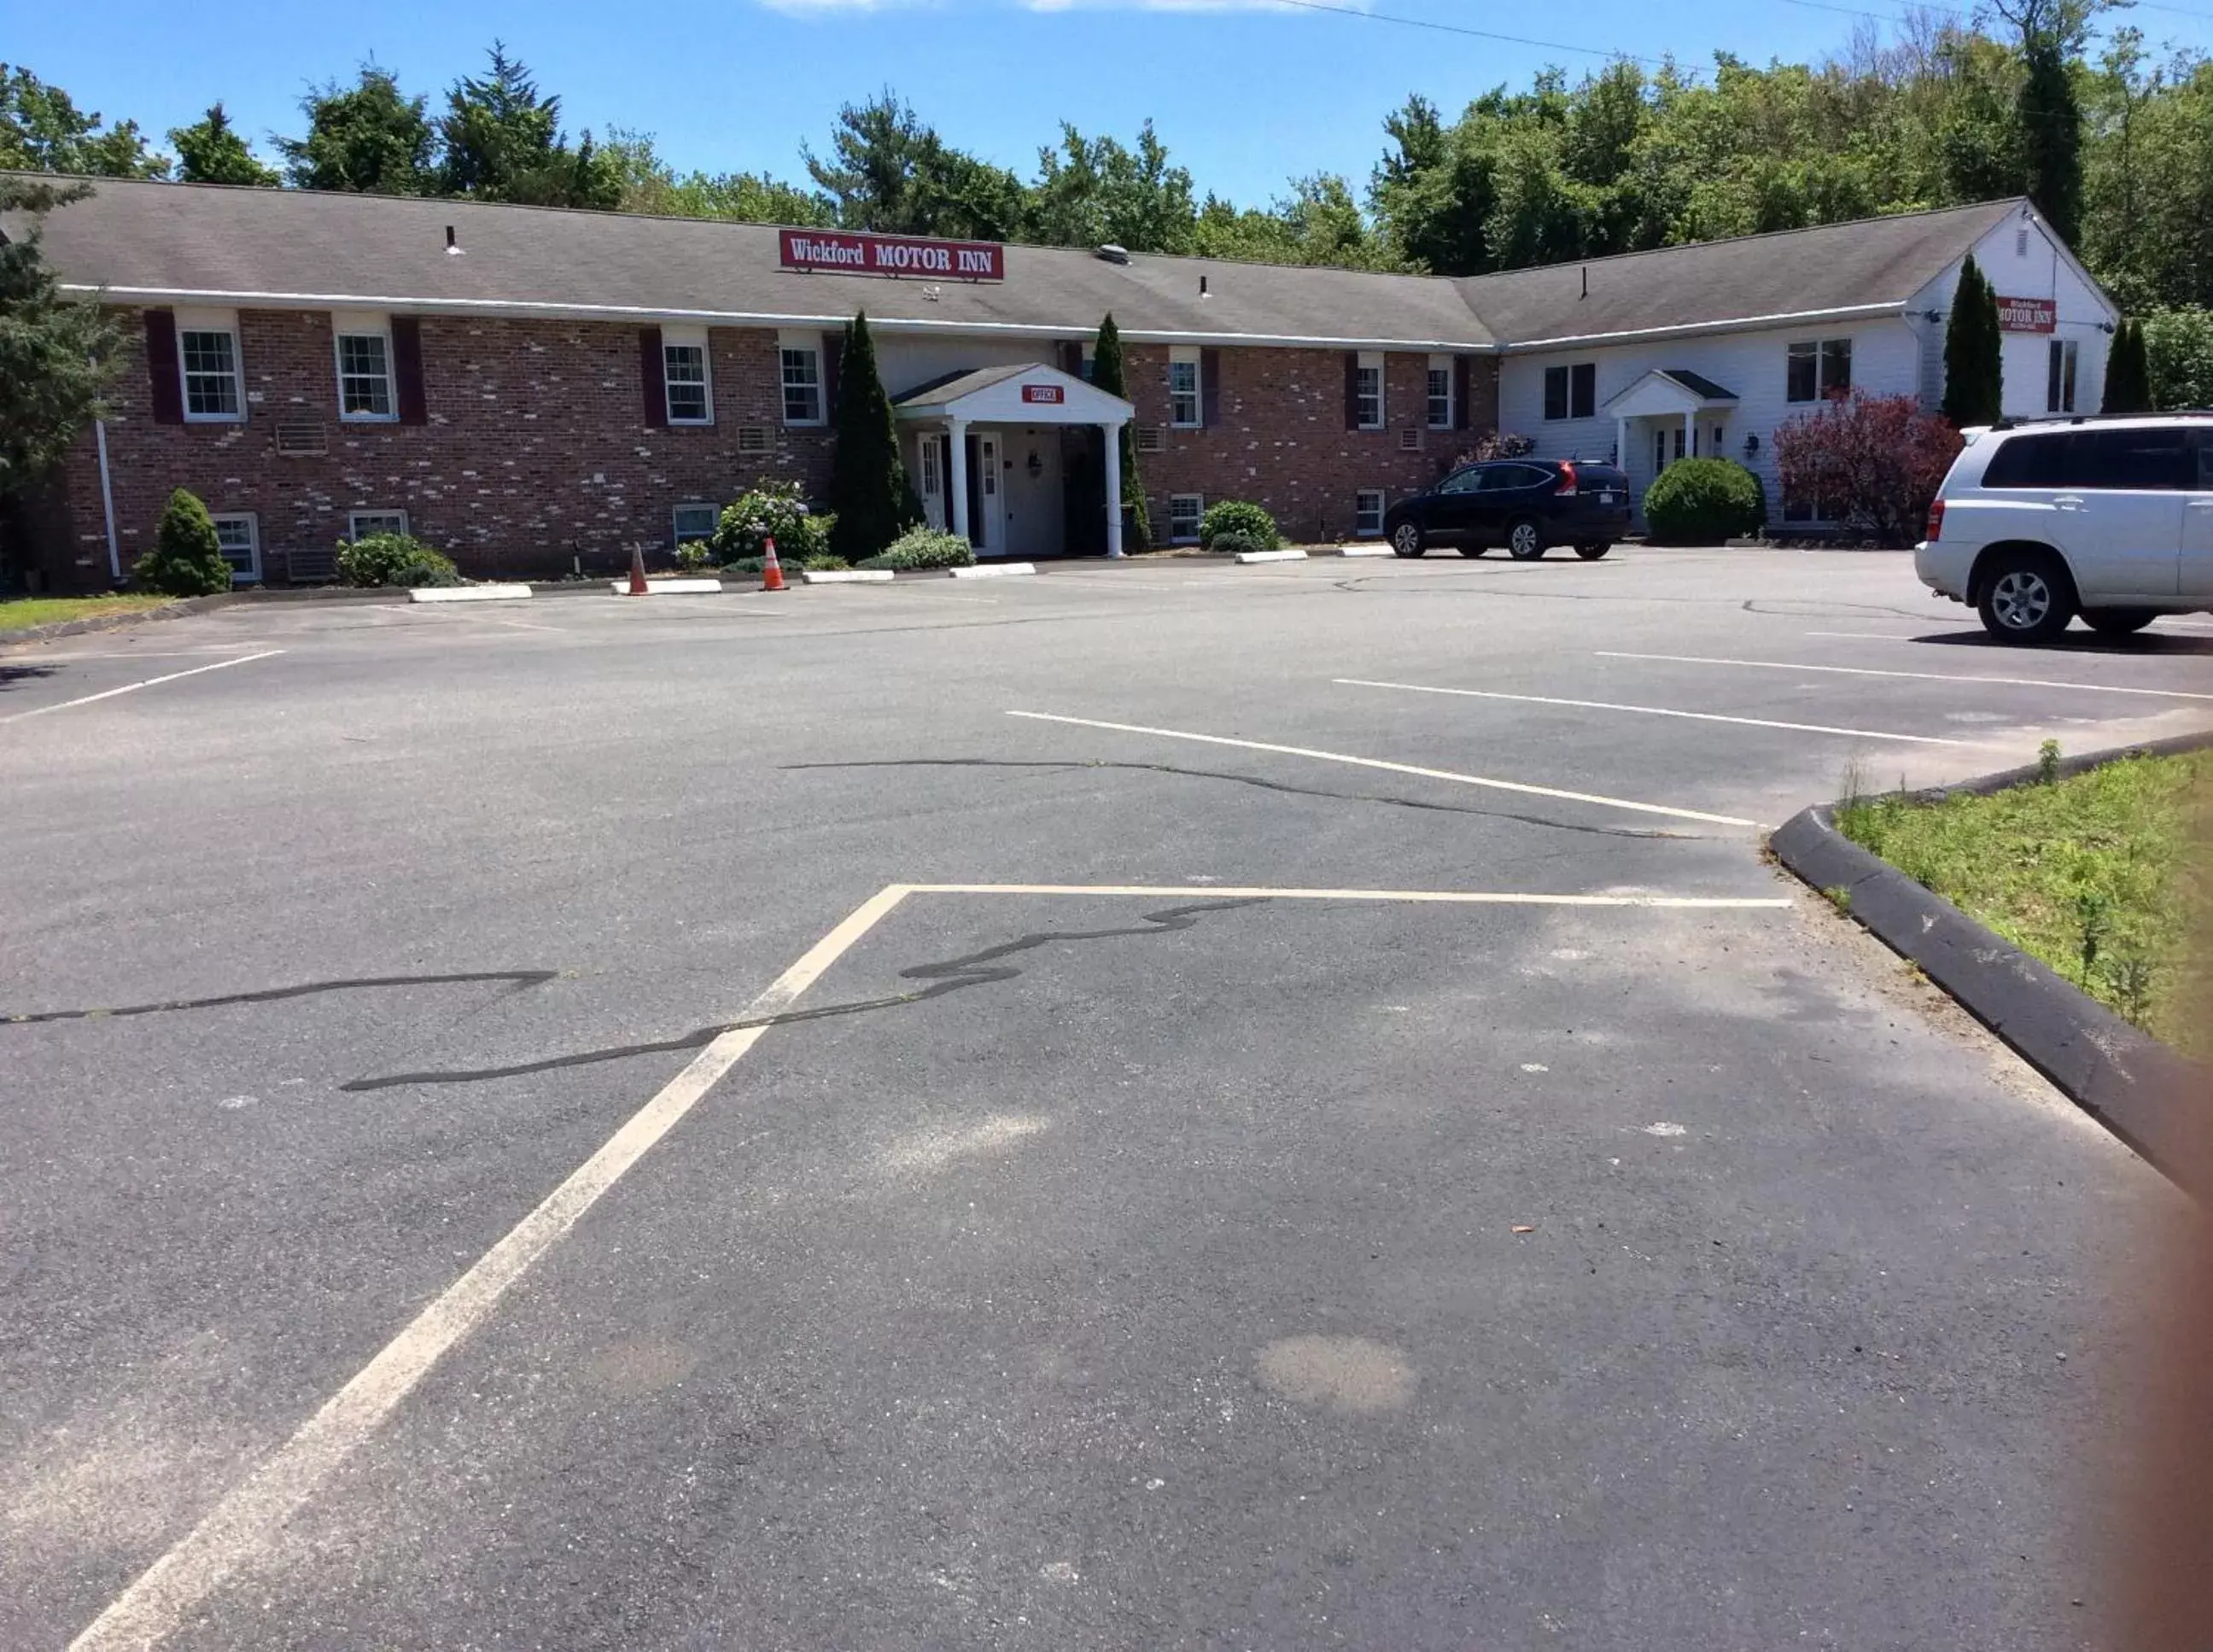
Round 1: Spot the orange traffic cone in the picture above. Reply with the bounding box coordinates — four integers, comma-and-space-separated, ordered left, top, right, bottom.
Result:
761, 534, 787, 592
626, 545, 649, 596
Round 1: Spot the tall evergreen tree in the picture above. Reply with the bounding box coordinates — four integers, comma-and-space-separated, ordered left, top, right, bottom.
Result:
169, 103, 279, 186
1088, 313, 1151, 552
2100, 318, 2151, 412
826, 311, 919, 562
0, 178, 124, 498
2019, 37, 2084, 248
279, 67, 435, 195
1943, 254, 2005, 427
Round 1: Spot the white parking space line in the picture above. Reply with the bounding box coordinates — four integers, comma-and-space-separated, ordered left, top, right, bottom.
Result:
1007, 710, 1761, 826
913, 882, 1791, 908
67, 882, 914, 1652
1599, 651, 2213, 703
0, 650, 287, 726
1334, 677, 1971, 746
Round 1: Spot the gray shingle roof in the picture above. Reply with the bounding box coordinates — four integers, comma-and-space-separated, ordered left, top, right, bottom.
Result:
1456, 201, 2025, 348
13, 175, 1492, 349
10, 177, 2037, 353
892, 363, 1035, 404
1655, 368, 1737, 400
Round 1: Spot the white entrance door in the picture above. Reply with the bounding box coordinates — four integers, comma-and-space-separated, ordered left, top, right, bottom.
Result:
918, 434, 945, 534
976, 431, 1005, 557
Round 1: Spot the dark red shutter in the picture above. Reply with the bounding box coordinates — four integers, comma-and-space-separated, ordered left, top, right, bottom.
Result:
145, 309, 184, 424
639, 327, 667, 427
821, 332, 843, 417
1200, 347, 1221, 427
1453, 354, 1472, 431
1058, 340, 1083, 376
1344, 352, 1361, 431
392, 317, 428, 425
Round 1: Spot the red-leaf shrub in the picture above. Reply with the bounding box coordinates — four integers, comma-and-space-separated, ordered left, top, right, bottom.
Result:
1772, 392, 1963, 544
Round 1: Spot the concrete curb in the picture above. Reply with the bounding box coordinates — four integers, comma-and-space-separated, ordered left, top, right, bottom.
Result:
605, 577, 725, 595
949, 562, 1037, 580
1234, 549, 1310, 564
408, 583, 534, 603
1336, 544, 1395, 557
1771, 737, 2213, 1194
801, 569, 894, 584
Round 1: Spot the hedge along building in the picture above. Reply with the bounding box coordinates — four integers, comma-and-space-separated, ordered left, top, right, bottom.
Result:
9, 178, 2112, 587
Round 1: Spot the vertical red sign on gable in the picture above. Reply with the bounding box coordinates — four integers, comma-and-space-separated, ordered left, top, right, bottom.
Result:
1994, 295, 2057, 333
778, 229, 1005, 283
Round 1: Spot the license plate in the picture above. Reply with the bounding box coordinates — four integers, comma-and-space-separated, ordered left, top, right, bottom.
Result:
1598, 491, 1617, 505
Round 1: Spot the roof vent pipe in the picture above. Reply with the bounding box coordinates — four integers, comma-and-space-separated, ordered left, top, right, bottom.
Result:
1579, 266, 1587, 300
446, 225, 464, 255
1200, 273, 1209, 297
1096, 243, 1130, 265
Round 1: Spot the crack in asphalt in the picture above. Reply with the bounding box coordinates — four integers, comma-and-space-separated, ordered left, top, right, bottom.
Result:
2, 971, 561, 1027
782, 758, 1700, 841
340, 899, 1263, 1092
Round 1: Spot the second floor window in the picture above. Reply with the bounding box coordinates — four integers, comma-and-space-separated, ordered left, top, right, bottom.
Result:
179, 328, 242, 419
1355, 353, 1383, 429
1787, 337, 1852, 402
336, 331, 394, 419
1169, 352, 1201, 427
663, 343, 710, 423
781, 347, 823, 424
1427, 360, 1454, 429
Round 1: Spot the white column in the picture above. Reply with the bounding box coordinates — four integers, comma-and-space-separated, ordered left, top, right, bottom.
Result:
1682, 410, 1694, 463
1103, 422, 1124, 558
1614, 417, 1629, 473
949, 419, 970, 545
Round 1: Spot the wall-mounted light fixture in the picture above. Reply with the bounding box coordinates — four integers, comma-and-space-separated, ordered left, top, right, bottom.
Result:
1026, 450, 1043, 478
1743, 432, 1760, 458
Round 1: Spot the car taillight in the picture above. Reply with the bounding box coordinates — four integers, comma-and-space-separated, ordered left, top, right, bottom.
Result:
1555, 462, 1578, 496
1924, 499, 1945, 541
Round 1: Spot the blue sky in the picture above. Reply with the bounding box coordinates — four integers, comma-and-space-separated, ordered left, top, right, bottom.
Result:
9, 0, 2210, 207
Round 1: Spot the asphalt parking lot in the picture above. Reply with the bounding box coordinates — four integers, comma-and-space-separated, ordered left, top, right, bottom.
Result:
3, 547, 2207, 1650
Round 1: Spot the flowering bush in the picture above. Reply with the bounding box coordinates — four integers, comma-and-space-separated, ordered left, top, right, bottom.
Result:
1772, 392, 1962, 544
710, 481, 828, 564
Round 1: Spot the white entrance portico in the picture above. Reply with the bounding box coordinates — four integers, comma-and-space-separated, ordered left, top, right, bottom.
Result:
1603, 369, 1740, 508
892, 364, 1136, 558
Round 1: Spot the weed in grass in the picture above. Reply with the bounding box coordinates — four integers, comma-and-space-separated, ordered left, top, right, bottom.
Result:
2038, 738, 2062, 785
1823, 885, 1854, 914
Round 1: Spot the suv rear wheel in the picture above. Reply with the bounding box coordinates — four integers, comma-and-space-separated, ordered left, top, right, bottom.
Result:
1392, 522, 1426, 558
1504, 517, 1547, 560
2082, 608, 2158, 638
1976, 550, 2076, 644
1574, 542, 1613, 561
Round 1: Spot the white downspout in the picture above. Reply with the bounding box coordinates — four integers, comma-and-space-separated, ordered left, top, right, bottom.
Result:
94, 416, 122, 584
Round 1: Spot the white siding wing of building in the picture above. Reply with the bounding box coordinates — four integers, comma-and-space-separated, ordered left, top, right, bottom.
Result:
1906, 209, 2118, 421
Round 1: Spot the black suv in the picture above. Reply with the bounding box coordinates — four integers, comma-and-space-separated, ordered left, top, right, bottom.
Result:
1384, 458, 1633, 560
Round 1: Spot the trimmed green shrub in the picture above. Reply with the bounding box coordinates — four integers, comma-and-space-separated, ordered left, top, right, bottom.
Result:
801, 552, 849, 571
827, 311, 921, 561
710, 482, 827, 564
1091, 313, 1150, 551
132, 488, 234, 596
1209, 529, 1270, 557
337, 533, 461, 587
1198, 499, 1280, 551
1942, 254, 2003, 428
1640, 458, 1765, 544
873, 526, 974, 569
674, 539, 716, 571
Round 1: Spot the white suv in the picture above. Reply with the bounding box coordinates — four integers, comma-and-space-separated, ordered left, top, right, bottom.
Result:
1916, 412, 2213, 643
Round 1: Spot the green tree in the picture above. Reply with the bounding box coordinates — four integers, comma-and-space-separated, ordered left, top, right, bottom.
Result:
2018, 37, 2084, 246
0, 178, 123, 499
2140, 306, 2213, 410
169, 103, 278, 186
2100, 318, 2150, 412
1192, 177, 1399, 270
436, 44, 620, 208
600, 129, 833, 224
826, 312, 920, 563
134, 488, 234, 596
803, 90, 1025, 241
1089, 313, 1150, 551
1943, 254, 2004, 426
0, 64, 166, 177
1025, 121, 1196, 254
279, 67, 435, 194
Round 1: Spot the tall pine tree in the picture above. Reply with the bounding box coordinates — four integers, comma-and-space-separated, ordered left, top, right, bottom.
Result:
826, 310, 919, 562
2100, 318, 2151, 412
2018, 36, 2083, 248
1942, 254, 2004, 427
1089, 313, 1150, 551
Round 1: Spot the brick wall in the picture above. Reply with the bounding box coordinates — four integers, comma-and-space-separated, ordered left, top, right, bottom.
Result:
51, 313, 1503, 587
1121, 345, 1501, 545
57, 310, 836, 586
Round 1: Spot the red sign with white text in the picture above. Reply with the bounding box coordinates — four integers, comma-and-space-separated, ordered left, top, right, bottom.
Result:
1994, 295, 2057, 334
1021, 384, 1066, 404
779, 229, 1005, 283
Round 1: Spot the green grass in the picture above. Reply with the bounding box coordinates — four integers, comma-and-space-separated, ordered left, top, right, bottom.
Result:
1836, 749, 2211, 1052
0, 594, 177, 633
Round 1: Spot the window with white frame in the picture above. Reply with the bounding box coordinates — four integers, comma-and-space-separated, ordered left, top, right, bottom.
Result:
334, 323, 395, 420
1786, 337, 1852, 403
1354, 488, 1386, 538
347, 510, 409, 540
178, 324, 242, 420
663, 333, 711, 424
211, 513, 260, 582
1543, 362, 1597, 421
1168, 347, 1202, 427
1426, 356, 1454, 429
1167, 493, 1203, 544
672, 503, 720, 544
780, 343, 823, 424
1354, 352, 1383, 429
2047, 338, 2079, 413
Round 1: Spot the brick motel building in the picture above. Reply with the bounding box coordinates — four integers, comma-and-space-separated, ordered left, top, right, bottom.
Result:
7, 178, 2112, 589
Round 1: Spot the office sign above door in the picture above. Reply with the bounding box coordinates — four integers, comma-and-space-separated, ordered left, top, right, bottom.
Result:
1994, 295, 2057, 333
779, 230, 1005, 283
1021, 384, 1066, 404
